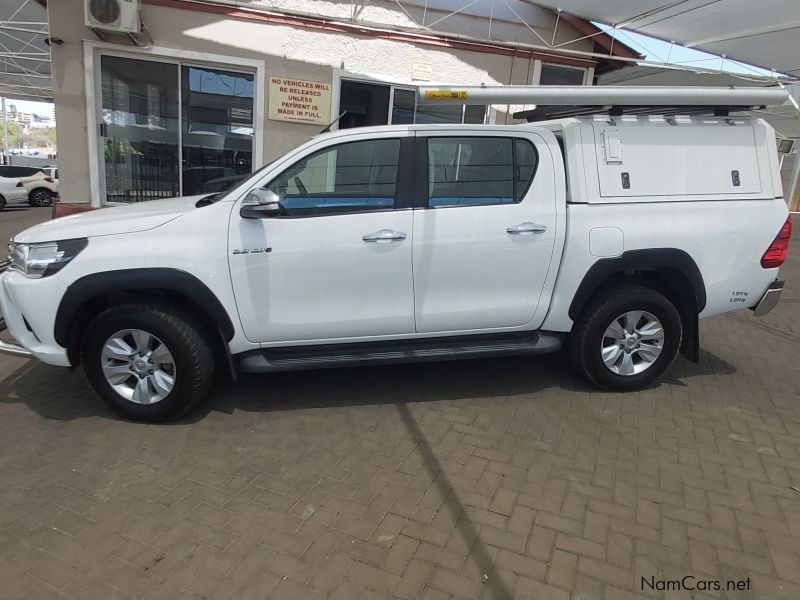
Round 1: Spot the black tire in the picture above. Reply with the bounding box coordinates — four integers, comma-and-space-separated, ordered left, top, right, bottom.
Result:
0, 195, 5, 211
568, 284, 682, 392
28, 188, 54, 207
82, 300, 216, 422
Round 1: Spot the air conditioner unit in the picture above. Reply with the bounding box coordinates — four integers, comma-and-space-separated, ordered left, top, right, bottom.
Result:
85, 0, 141, 34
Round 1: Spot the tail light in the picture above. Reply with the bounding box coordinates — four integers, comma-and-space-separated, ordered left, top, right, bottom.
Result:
44, 177, 53, 183
761, 215, 792, 268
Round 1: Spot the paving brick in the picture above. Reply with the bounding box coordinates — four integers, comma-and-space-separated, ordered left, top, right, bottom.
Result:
516, 575, 570, 600
348, 559, 401, 593
488, 488, 516, 516
492, 548, 546, 579
525, 525, 556, 561
555, 532, 605, 560
578, 557, 631, 587
429, 567, 483, 599
394, 559, 434, 599
547, 548, 577, 590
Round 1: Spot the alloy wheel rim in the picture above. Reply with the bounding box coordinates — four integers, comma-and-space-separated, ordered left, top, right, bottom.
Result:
101, 329, 176, 404
600, 310, 664, 376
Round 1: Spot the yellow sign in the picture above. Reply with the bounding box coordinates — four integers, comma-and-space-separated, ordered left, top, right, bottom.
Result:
268, 77, 332, 125
424, 90, 468, 101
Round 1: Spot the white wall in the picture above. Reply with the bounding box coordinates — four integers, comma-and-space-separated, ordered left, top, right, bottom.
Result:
48, 0, 599, 204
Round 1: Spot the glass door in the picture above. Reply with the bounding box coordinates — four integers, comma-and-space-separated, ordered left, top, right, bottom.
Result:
98, 54, 256, 202
100, 55, 180, 203
181, 65, 254, 196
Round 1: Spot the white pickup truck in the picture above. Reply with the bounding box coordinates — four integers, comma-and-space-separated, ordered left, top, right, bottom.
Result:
0, 91, 792, 421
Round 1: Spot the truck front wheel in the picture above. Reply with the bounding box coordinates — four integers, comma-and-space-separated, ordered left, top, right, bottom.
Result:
82, 301, 216, 421
569, 285, 682, 391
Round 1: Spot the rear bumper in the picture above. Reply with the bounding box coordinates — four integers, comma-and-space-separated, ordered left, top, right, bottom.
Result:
751, 278, 784, 317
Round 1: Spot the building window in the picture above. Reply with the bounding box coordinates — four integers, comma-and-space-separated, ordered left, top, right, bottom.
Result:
539, 63, 586, 85
391, 88, 416, 125
100, 54, 255, 202
338, 78, 487, 129
338, 80, 390, 129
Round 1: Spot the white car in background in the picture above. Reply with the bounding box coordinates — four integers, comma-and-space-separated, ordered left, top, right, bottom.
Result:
0, 175, 29, 211
0, 165, 59, 208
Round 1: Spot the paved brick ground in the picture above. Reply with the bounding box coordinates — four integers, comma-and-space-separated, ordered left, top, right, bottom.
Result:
1, 230, 799, 600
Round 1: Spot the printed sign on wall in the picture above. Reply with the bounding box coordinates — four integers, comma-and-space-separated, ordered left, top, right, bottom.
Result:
412, 61, 433, 81
268, 77, 332, 125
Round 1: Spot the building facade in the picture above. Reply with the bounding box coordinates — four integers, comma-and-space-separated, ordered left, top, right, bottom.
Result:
46, 0, 638, 207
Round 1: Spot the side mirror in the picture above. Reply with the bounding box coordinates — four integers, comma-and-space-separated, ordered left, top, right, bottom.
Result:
240, 188, 282, 219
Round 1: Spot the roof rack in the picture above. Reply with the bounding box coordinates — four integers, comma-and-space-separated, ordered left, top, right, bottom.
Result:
416, 85, 789, 121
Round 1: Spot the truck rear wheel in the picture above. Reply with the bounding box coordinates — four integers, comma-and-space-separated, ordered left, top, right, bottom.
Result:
569, 284, 682, 391
82, 300, 216, 422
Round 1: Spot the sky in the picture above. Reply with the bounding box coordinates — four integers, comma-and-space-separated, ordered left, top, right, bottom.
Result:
5, 98, 54, 118
592, 23, 780, 79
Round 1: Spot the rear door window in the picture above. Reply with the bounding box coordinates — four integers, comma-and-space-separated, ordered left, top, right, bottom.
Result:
427, 137, 537, 207
0, 166, 43, 178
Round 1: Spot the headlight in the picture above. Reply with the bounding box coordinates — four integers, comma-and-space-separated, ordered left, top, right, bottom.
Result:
7, 238, 88, 279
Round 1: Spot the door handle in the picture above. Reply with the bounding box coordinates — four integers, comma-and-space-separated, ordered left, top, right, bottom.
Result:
506, 222, 547, 235
362, 229, 407, 243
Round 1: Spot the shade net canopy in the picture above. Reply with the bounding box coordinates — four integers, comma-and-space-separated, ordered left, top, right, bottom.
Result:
523, 0, 799, 79
0, 0, 51, 101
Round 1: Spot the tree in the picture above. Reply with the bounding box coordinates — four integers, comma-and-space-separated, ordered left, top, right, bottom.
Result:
24, 127, 57, 150
0, 121, 23, 148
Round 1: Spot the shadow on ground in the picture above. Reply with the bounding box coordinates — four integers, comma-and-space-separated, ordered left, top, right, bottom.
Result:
0, 348, 736, 424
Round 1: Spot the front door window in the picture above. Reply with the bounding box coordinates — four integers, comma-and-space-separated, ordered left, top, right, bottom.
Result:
99, 55, 255, 202
265, 138, 400, 216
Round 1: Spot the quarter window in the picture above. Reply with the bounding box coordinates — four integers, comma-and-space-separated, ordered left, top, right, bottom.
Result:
266, 138, 400, 216
427, 137, 537, 207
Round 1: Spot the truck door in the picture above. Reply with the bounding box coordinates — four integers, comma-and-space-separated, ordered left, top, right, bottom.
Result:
412, 132, 558, 333
229, 132, 416, 343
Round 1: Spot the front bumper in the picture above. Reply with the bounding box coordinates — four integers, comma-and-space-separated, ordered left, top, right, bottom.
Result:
752, 278, 784, 317
0, 270, 70, 365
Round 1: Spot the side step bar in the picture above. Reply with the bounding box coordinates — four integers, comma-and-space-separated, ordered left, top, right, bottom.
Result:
238, 331, 563, 373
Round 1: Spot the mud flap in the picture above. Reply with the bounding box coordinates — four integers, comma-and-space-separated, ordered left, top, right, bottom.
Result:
680, 309, 700, 363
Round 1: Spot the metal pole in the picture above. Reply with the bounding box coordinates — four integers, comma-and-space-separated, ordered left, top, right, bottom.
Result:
1, 96, 8, 166
417, 85, 790, 107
